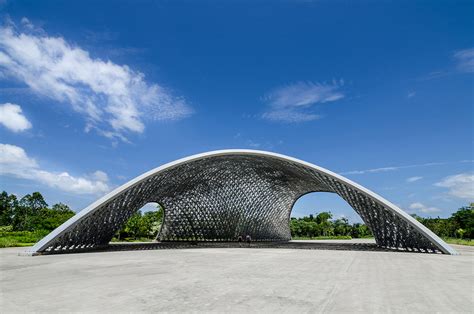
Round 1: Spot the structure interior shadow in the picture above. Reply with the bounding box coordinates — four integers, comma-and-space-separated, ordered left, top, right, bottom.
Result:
34, 241, 441, 255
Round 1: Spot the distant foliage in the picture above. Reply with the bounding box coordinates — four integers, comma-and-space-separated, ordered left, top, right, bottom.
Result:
290, 212, 372, 239
115, 206, 164, 241
0, 191, 75, 232
292, 205, 473, 240
412, 203, 474, 239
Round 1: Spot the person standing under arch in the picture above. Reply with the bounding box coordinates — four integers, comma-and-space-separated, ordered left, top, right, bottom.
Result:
245, 234, 251, 247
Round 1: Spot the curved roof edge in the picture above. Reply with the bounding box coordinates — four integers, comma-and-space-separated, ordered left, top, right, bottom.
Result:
26, 149, 458, 255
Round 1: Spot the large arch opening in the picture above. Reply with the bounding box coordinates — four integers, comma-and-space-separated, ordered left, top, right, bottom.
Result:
290, 192, 373, 239
111, 202, 164, 243
292, 192, 358, 221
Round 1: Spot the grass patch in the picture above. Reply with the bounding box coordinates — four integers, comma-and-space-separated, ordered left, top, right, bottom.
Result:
0, 228, 50, 248
442, 237, 474, 246
292, 235, 353, 240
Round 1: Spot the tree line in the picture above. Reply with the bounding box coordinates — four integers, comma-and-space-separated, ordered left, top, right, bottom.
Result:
411, 205, 473, 239
290, 204, 473, 240
0, 191, 75, 231
290, 212, 372, 239
0, 191, 164, 241
115, 209, 163, 241
1, 191, 472, 241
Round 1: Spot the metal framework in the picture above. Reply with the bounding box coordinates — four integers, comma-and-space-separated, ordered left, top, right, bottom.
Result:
27, 150, 457, 255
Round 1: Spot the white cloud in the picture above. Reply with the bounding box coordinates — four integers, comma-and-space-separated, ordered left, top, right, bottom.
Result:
453, 48, 474, 73
90, 170, 109, 182
407, 91, 416, 98
0, 143, 110, 195
343, 160, 474, 175
406, 176, 423, 183
262, 80, 344, 123
0, 143, 37, 168
20, 17, 35, 31
435, 173, 474, 200
409, 202, 441, 214
0, 103, 32, 132
341, 162, 445, 175
0, 21, 192, 141
246, 139, 261, 148
234, 132, 282, 150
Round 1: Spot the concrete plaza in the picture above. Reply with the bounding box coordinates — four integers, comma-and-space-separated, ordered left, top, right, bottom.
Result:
1, 240, 473, 313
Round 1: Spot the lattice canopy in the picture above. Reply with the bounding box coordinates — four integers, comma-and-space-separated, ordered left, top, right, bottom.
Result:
28, 150, 457, 255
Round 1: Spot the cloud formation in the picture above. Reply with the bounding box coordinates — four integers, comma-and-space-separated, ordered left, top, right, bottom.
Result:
0, 20, 192, 141
435, 173, 474, 200
0, 143, 110, 195
343, 160, 474, 176
341, 162, 445, 175
453, 48, 474, 73
262, 80, 344, 123
0, 103, 32, 132
409, 202, 441, 214
406, 176, 423, 183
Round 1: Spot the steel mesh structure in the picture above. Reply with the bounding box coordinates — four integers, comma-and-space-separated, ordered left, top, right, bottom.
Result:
27, 150, 457, 255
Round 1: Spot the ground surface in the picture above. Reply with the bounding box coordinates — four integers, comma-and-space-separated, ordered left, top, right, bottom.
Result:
1, 239, 473, 313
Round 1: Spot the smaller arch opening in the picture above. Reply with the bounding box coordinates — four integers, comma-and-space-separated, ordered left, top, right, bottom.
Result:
290, 192, 372, 239
112, 202, 164, 243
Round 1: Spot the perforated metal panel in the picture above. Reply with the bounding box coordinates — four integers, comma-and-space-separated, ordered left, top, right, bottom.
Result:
28, 150, 457, 255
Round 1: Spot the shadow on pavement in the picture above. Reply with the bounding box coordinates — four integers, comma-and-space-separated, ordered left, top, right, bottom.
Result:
90, 241, 437, 254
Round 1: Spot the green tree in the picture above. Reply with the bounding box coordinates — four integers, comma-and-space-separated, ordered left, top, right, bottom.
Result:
116, 204, 165, 240
142, 210, 163, 238
51, 203, 73, 213
334, 217, 350, 236
13, 192, 49, 231
455, 228, 466, 239
36, 203, 75, 231
122, 212, 143, 238
316, 212, 332, 224
0, 191, 18, 226
450, 204, 473, 238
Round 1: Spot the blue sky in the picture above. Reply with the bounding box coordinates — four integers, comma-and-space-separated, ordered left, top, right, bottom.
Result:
0, 0, 472, 222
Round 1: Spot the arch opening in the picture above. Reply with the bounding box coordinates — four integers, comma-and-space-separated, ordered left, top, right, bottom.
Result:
290, 192, 373, 239
111, 202, 164, 243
